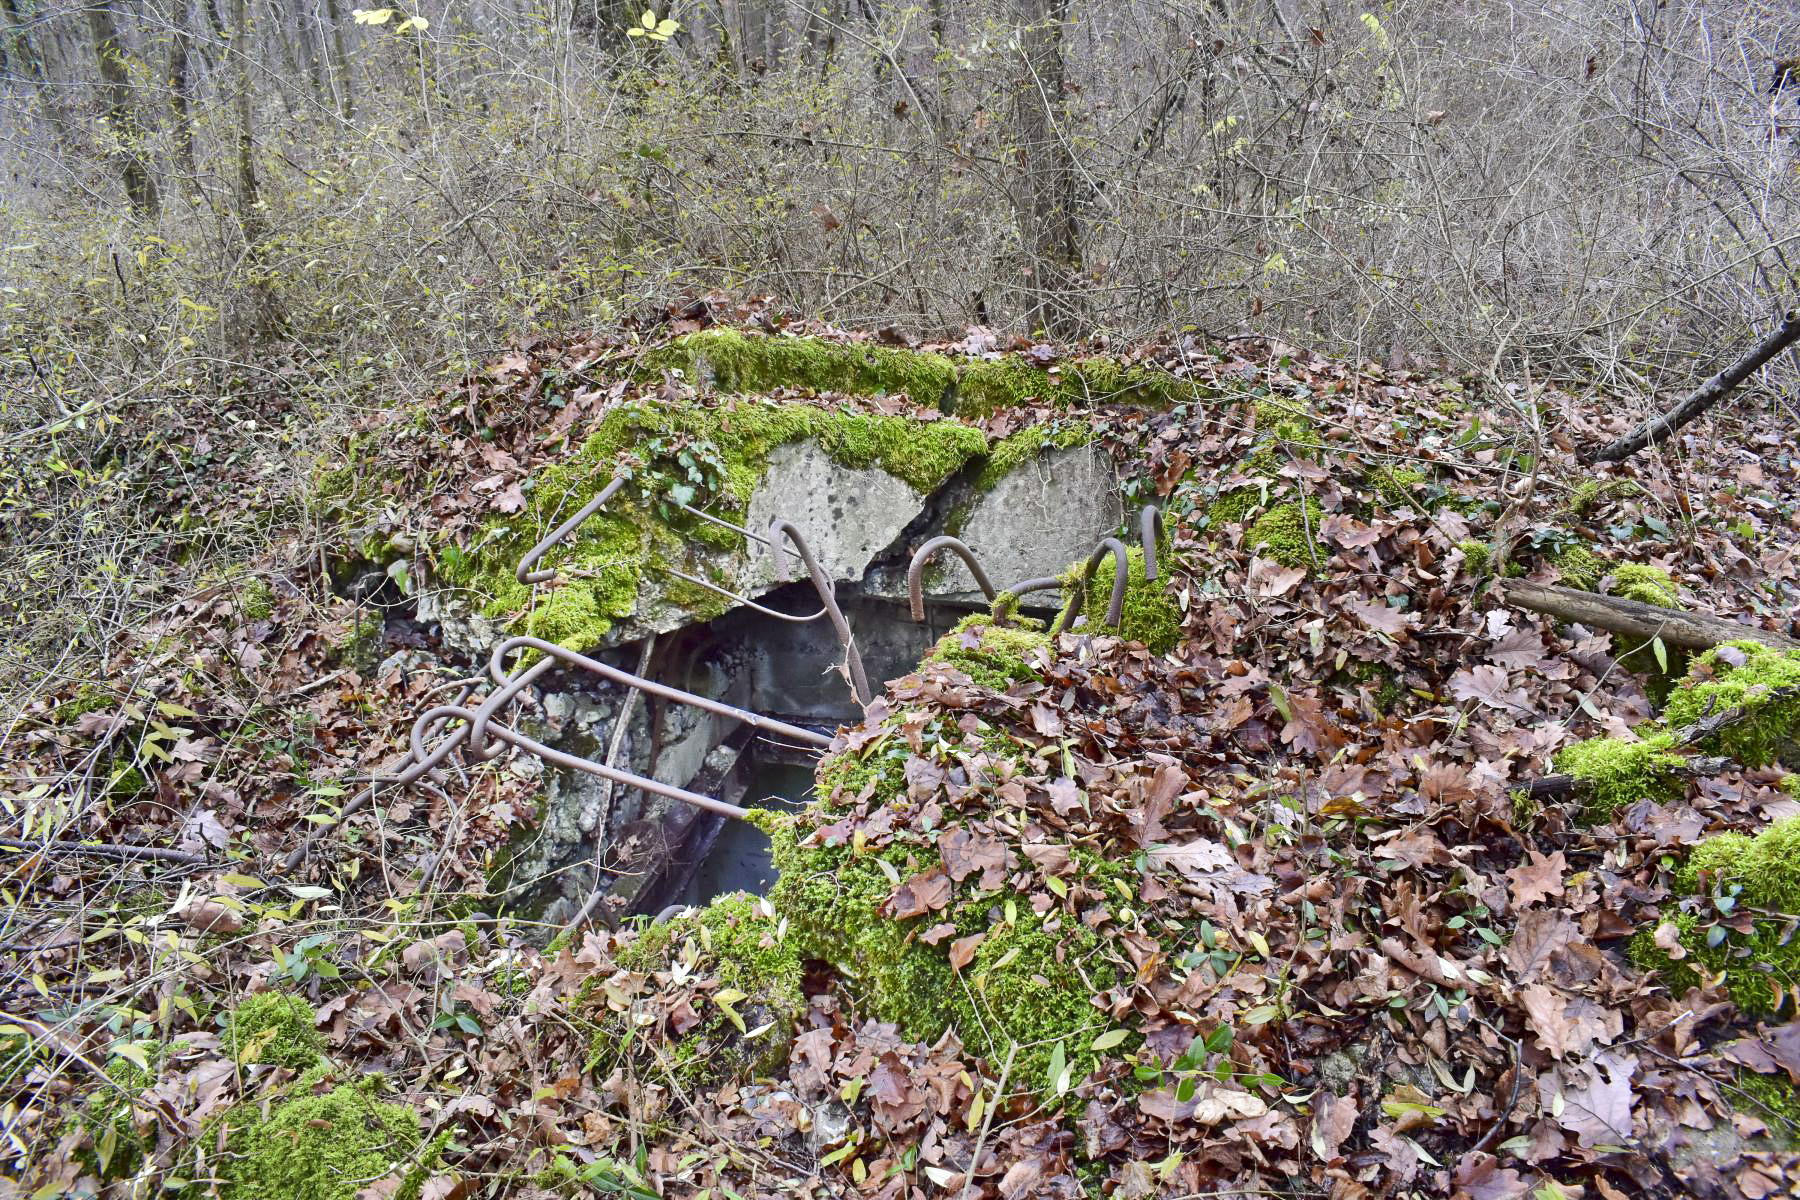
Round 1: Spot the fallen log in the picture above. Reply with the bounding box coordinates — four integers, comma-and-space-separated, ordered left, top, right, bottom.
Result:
1493, 579, 1800, 655
1584, 309, 1800, 464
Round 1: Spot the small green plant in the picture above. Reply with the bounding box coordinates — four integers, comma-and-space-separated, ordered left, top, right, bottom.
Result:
625, 8, 680, 41
275, 933, 341, 984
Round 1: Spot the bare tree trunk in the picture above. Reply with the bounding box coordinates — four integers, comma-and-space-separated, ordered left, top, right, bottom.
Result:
1011, 0, 1081, 337
1, 0, 40, 80
167, 1, 199, 193
1585, 310, 1800, 463
320, 0, 353, 119
228, 0, 274, 338
87, 0, 160, 217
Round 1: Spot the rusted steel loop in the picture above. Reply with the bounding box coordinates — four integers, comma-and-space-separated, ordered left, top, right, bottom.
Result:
1051, 537, 1129, 635
664, 495, 803, 564
409, 703, 751, 821
766, 519, 872, 709
649, 563, 832, 624
1139, 505, 1165, 581
481, 636, 832, 749
905, 536, 998, 623
1004, 576, 1064, 597
516, 473, 630, 585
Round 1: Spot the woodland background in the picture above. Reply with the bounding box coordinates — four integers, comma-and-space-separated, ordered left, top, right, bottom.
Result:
1, 0, 1797, 756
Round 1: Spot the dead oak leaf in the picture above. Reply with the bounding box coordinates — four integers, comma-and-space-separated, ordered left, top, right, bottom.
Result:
1505, 910, 1578, 982
948, 932, 985, 972
1344, 596, 1416, 638
1311, 1091, 1359, 1161
1449, 664, 1532, 716
1506, 849, 1567, 908
886, 867, 952, 919
1251, 557, 1307, 597
938, 828, 1012, 887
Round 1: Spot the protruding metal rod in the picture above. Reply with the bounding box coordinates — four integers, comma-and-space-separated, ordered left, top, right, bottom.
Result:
1140, 505, 1165, 581
649, 563, 831, 623
906, 535, 999, 622
479, 636, 832, 751
664, 494, 801, 561
767, 519, 872, 708
1051, 536, 1130, 635
409, 704, 752, 821
516, 473, 631, 585
1004, 576, 1063, 597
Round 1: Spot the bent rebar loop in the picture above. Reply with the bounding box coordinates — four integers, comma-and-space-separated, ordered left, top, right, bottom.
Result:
474, 636, 831, 754
1050, 537, 1131, 636
643, 491, 845, 624
906, 536, 999, 623
1139, 504, 1166, 582
766, 519, 873, 710
516, 472, 631, 585
397, 635, 833, 825
409, 701, 753, 821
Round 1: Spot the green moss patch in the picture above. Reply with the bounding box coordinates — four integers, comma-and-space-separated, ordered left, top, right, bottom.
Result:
1551, 543, 1607, 591
226, 991, 325, 1070
1662, 642, 1800, 768
924, 615, 1051, 689
974, 421, 1092, 492
641, 329, 1213, 418
643, 328, 960, 410
1552, 734, 1686, 819
1609, 564, 1682, 609
217, 1071, 421, 1200
1245, 500, 1325, 571
590, 893, 803, 1091
1059, 543, 1183, 653
1632, 817, 1800, 1015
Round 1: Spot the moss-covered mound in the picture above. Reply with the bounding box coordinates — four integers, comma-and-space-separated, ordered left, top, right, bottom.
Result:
1551, 733, 1686, 819
1632, 816, 1800, 1015
1057, 542, 1184, 653
215, 1070, 421, 1200
586, 892, 803, 1092
226, 990, 325, 1070
1663, 641, 1800, 767
922, 613, 1051, 689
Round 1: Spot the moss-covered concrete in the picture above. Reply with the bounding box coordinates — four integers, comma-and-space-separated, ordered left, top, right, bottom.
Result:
639, 328, 1217, 418
974, 421, 1092, 492
436, 397, 987, 653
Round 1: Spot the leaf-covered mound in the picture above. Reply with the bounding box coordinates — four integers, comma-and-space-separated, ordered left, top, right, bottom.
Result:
8, 308, 1800, 1200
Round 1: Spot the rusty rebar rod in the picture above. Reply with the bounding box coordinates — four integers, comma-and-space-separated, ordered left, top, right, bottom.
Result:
516, 473, 630, 585
410, 704, 753, 821
767, 519, 873, 708
477, 637, 831, 751
1052, 537, 1130, 635
906, 535, 999, 622
1140, 505, 1165, 581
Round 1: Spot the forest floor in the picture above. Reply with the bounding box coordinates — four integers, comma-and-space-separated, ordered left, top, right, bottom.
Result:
5, 301, 1800, 1200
